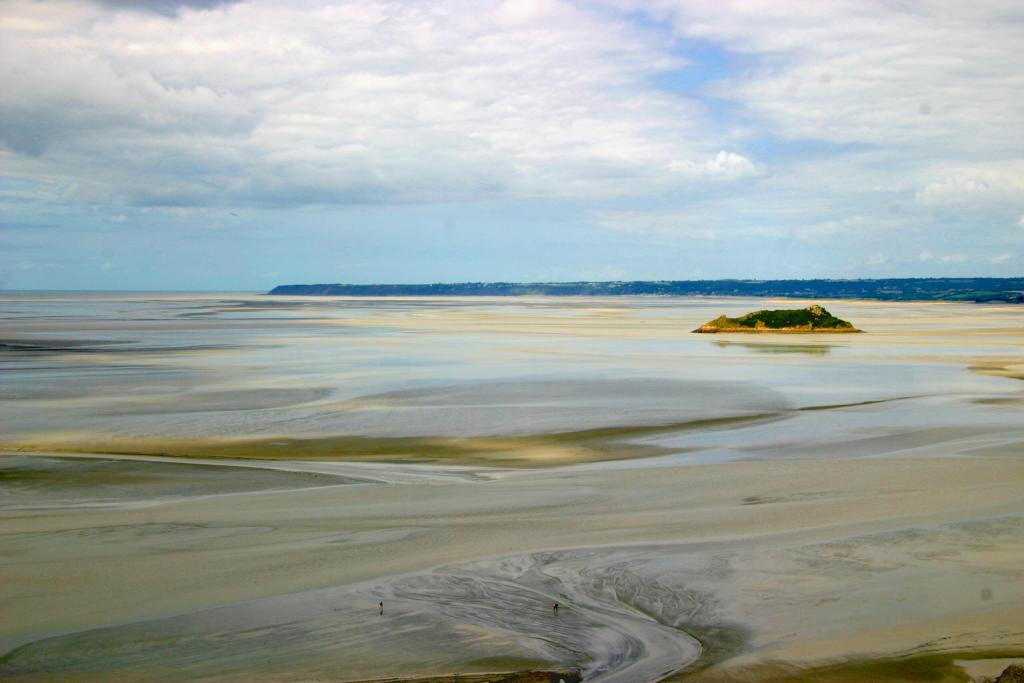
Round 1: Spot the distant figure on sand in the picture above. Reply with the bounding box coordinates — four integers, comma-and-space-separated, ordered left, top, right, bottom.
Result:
553, 601, 559, 614
379, 601, 384, 615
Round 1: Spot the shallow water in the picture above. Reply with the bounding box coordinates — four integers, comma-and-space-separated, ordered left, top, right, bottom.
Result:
2, 293, 1019, 442
1, 293, 1022, 681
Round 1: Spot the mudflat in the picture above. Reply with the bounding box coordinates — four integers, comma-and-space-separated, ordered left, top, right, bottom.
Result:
1, 293, 1022, 682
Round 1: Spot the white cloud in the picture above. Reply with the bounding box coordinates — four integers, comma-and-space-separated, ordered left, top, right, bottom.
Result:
0, 0, 754, 207
622, 0, 1024, 248
916, 161, 1024, 206
919, 250, 967, 263
642, 0, 1024, 151
667, 150, 756, 179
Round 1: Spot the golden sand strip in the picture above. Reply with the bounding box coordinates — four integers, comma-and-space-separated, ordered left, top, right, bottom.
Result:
0, 414, 776, 467
970, 361, 1024, 381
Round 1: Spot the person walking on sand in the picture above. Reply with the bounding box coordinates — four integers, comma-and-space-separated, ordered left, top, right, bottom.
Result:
379, 601, 384, 615
553, 601, 559, 614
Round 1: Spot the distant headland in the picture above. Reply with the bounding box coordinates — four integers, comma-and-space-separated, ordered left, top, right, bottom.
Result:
694, 305, 860, 333
268, 278, 1024, 303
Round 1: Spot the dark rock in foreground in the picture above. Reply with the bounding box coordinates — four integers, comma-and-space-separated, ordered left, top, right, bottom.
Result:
997, 663, 1024, 683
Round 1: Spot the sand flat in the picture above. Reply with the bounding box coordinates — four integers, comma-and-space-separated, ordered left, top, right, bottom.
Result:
1, 294, 1023, 681
2, 453, 1023, 681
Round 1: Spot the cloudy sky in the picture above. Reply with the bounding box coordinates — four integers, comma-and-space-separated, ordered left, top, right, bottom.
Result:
1, 0, 1022, 290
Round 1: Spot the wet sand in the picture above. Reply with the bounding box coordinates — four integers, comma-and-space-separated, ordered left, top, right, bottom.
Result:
2, 450, 1022, 681
1, 294, 1022, 681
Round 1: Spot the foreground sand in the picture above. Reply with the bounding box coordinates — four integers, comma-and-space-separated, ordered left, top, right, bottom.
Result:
2, 448, 1022, 681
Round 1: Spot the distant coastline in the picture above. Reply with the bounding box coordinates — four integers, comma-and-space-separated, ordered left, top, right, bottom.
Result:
268, 277, 1024, 303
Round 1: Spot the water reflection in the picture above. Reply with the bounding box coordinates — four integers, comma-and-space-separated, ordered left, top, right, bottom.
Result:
713, 340, 833, 355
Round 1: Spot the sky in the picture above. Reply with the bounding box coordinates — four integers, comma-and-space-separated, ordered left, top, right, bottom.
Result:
1, 0, 1022, 290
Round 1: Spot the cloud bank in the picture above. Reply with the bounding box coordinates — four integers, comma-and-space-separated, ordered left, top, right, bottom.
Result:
0, 0, 1021, 287
1, 0, 756, 207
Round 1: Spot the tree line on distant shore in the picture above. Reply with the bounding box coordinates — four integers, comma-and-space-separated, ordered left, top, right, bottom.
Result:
269, 278, 1024, 303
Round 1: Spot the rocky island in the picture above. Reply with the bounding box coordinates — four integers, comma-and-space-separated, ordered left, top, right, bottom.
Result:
694, 305, 860, 333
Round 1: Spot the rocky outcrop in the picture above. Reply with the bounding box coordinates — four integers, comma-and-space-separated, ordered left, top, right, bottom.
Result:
694, 305, 860, 333
996, 664, 1024, 683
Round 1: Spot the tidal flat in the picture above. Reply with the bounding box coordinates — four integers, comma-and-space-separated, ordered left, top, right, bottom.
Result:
1, 293, 1023, 682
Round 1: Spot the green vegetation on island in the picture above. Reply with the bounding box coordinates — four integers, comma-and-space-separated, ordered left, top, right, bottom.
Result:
694, 305, 860, 333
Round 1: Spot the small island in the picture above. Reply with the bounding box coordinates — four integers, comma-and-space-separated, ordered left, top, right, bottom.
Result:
694, 305, 861, 333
